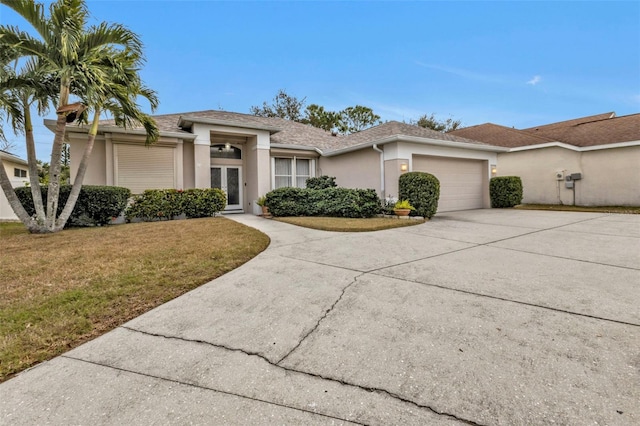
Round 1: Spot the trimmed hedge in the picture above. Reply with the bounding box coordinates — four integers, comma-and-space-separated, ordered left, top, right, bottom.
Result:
15, 185, 131, 227
490, 176, 523, 208
265, 187, 380, 218
125, 188, 226, 221
306, 175, 337, 190
398, 172, 440, 219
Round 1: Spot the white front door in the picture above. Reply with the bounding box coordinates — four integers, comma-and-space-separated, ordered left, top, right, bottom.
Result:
211, 166, 243, 211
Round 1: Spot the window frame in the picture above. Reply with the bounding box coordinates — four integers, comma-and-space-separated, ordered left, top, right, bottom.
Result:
271, 157, 316, 189
14, 168, 27, 178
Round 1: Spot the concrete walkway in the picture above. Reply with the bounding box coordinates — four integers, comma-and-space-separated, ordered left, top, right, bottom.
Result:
1, 210, 639, 425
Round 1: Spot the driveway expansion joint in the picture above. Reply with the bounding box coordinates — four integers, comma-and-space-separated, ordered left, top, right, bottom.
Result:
59, 354, 362, 425
113, 326, 481, 425
371, 273, 640, 328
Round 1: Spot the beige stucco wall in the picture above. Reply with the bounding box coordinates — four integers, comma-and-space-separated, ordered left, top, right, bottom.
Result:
579, 146, 640, 206
1, 157, 29, 220
237, 140, 272, 214
319, 148, 381, 193
498, 145, 640, 206
498, 147, 580, 205
384, 158, 408, 199
182, 141, 195, 189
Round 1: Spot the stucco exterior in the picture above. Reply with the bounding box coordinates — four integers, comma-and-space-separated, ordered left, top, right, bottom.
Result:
0, 153, 29, 220
497, 144, 640, 206
319, 148, 381, 193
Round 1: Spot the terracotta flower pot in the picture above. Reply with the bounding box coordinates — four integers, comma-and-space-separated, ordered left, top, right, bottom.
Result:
394, 208, 411, 216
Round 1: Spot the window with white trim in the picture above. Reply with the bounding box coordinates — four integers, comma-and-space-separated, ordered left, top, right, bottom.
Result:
14, 168, 27, 178
272, 157, 315, 189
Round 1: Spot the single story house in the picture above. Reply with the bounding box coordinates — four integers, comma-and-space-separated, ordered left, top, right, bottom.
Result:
0, 150, 29, 220
450, 112, 640, 206
47, 110, 506, 215
3, 110, 637, 222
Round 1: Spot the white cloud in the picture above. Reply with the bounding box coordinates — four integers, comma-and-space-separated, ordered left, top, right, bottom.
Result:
527, 75, 542, 85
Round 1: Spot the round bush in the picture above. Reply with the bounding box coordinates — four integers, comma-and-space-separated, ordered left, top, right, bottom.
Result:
398, 172, 440, 219
490, 176, 523, 208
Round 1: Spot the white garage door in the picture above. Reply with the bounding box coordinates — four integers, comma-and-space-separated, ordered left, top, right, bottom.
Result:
115, 144, 176, 194
413, 155, 486, 212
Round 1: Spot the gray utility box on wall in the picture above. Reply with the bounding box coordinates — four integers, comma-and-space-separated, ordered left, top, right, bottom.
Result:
565, 172, 582, 189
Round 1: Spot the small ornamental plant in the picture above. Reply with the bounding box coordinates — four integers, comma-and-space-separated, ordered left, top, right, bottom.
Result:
256, 195, 267, 207
394, 200, 415, 217
394, 200, 415, 210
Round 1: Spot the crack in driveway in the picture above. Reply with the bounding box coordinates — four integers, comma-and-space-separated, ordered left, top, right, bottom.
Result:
80, 326, 483, 426
61, 353, 366, 425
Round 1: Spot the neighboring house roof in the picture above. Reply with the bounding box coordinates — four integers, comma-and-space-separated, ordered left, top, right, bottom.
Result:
450, 112, 640, 149
521, 112, 615, 134
522, 113, 640, 147
448, 123, 555, 148
0, 150, 28, 166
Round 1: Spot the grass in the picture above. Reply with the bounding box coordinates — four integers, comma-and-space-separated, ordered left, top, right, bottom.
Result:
274, 216, 425, 232
515, 204, 640, 214
0, 218, 269, 383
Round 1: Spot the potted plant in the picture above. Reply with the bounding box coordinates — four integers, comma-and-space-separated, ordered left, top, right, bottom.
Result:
256, 195, 270, 216
393, 199, 414, 216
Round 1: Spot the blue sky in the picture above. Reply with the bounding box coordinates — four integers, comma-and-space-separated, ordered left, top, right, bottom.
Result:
2, 0, 639, 160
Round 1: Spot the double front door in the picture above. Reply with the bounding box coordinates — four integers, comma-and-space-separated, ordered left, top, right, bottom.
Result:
211, 166, 242, 211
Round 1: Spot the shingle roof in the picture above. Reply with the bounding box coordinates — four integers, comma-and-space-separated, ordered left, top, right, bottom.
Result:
336, 120, 493, 150
98, 111, 493, 152
521, 112, 615, 133
448, 123, 555, 148
449, 112, 640, 148
522, 113, 640, 147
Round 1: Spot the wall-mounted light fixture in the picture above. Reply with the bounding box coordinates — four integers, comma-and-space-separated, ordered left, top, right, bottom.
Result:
491, 164, 497, 176
400, 163, 408, 172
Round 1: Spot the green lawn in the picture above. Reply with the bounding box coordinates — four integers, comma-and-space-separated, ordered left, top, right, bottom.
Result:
0, 218, 269, 382
274, 216, 425, 232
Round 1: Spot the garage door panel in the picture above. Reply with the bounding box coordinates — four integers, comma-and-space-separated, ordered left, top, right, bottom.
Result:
115, 144, 176, 194
413, 155, 486, 212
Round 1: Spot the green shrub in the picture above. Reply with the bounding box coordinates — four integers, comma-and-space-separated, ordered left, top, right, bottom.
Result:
490, 176, 523, 208
14, 185, 131, 227
181, 188, 226, 218
124, 189, 182, 221
398, 172, 440, 218
265, 187, 380, 218
125, 188, 227, 221
306, 175, 337, 190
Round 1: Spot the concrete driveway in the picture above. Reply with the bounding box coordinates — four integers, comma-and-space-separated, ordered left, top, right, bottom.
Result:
1, 209, 638, 425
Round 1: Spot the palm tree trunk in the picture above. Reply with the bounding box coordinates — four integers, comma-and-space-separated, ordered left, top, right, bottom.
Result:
54, 108, 100, 231
23, 97, 45, 225
44, 112, 67, 231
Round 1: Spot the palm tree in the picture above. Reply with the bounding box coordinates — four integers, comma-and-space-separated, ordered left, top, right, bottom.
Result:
0, 56, 58, 229
0, 0, 158, 233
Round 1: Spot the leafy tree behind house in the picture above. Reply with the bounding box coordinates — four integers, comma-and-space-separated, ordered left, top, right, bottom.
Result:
412, 113, 462, 132
250, 89, 306, 122
251, 89, 381, 134
0, 0, 159, 233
